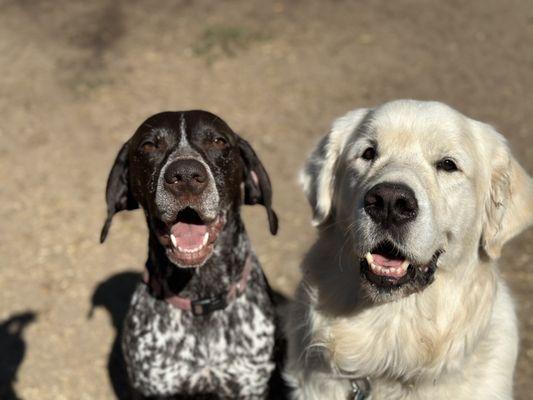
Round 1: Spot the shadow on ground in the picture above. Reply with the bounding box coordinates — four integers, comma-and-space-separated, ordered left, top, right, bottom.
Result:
90, 271, 141, 400
0, 311, 37, 400
89, 271, 290, 400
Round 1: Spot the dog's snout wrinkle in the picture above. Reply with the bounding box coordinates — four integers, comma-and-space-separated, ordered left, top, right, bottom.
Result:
164, 158, 208, 196
364, 182, 418, 227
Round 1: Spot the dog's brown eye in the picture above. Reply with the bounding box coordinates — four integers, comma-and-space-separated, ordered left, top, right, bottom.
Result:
362, 147, 376, 161
213, 137, 228, 148
141, 140, 157, 153
437, 158, 458, 172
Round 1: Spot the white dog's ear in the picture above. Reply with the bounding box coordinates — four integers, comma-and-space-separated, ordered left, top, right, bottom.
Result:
300, 109, 370, 226
481, 126, 533, 259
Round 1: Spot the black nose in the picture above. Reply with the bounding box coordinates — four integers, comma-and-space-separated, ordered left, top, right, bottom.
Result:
164, 159, 208, 195
364, 182, 418, 227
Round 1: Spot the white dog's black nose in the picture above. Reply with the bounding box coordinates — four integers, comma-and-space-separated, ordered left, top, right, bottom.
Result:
164, 159, 208, 195
364, 182, 418, 226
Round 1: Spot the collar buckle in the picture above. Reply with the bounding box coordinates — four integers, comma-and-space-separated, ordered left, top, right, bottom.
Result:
191, 295, 228, 316
349, 377, 371, 400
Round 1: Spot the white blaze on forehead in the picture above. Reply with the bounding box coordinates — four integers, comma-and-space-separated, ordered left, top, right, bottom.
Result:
179, 113, 189, 147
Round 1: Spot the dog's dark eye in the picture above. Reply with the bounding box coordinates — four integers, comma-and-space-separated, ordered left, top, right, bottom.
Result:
141, 140, 157, 153
213, 137, 228, 149
361, 147, 377, 161
436, 158, 458, 172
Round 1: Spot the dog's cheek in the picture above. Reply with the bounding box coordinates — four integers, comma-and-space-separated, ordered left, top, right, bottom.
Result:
129, 161, 153, 210
229, 162, 245, 205
223, 172, 243, 208
215, 152, 243, 207
335, 172, 364, 231
443, 184, 480, 252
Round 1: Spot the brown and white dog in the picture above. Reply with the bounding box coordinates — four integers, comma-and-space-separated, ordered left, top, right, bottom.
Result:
285, 100, 533, 399
100, 111, 282, 399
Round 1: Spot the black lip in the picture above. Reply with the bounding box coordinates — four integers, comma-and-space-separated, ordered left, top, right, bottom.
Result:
361, 258, 414, 288
361, 244, 442, 290
159, 212, 226, 268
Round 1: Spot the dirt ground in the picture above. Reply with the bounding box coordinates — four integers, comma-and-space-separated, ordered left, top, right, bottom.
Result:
0, 0, 532, 398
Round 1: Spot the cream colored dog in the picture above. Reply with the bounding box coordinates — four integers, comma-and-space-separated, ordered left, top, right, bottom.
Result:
286, 100, 533, 400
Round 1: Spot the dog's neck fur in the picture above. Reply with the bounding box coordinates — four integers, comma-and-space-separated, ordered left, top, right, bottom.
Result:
305, 226, 498, 383
146, 210, 250, 300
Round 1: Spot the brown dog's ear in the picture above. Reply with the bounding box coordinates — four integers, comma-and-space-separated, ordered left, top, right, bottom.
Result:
100, 142, 139, 243
238, 137, 278, 235
481, 127, 533, 259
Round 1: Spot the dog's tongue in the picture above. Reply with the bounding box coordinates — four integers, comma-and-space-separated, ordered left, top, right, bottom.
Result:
372, 253, 404, 268
171, 222, 207, 249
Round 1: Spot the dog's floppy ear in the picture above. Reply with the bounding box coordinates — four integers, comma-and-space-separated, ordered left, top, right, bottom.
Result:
300, 108, 370, 226
100, 142, 139, 243
238, 137, 278, 235
480, 126, 533, 259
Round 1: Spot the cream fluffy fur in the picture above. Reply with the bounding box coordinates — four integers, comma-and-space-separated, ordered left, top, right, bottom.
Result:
286, 100, 533, 399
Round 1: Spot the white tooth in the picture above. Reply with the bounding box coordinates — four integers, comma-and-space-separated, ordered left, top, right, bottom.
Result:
202, 232, 209, 246
400, 260, 409, 271
179, 245, 203, 253
365, 252, 374, 264
370, 263, 382, 274
170, 234, 177, 248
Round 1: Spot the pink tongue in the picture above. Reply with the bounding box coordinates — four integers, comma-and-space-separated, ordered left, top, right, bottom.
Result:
171, 222, 208, 249
372, 253, 404, 268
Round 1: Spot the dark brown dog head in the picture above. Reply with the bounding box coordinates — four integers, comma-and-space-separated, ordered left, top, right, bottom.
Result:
100, 110, 277, 268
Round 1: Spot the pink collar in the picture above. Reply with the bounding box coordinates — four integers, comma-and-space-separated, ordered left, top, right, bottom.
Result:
143, 255, 252, 316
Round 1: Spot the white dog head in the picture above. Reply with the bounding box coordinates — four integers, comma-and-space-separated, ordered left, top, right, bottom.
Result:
302, 100, 533, 302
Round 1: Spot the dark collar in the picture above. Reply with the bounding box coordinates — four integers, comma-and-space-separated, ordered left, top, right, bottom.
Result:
143, 255, 252, 316
349, 377, 371, 400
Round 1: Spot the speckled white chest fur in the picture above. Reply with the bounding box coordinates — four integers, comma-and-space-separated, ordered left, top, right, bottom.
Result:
123, 263, 275, 398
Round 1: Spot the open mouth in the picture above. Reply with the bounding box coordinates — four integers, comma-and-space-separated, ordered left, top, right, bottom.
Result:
158, 208, 225, 267
360, 241, 441, 289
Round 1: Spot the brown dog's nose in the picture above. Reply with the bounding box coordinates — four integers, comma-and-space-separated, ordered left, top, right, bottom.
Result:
364, 182, 418, 227
164, 159, 208, 195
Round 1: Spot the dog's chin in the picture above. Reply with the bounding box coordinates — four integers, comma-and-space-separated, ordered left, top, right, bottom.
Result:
156, 208, 225, 269
359, 240, 442, 303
